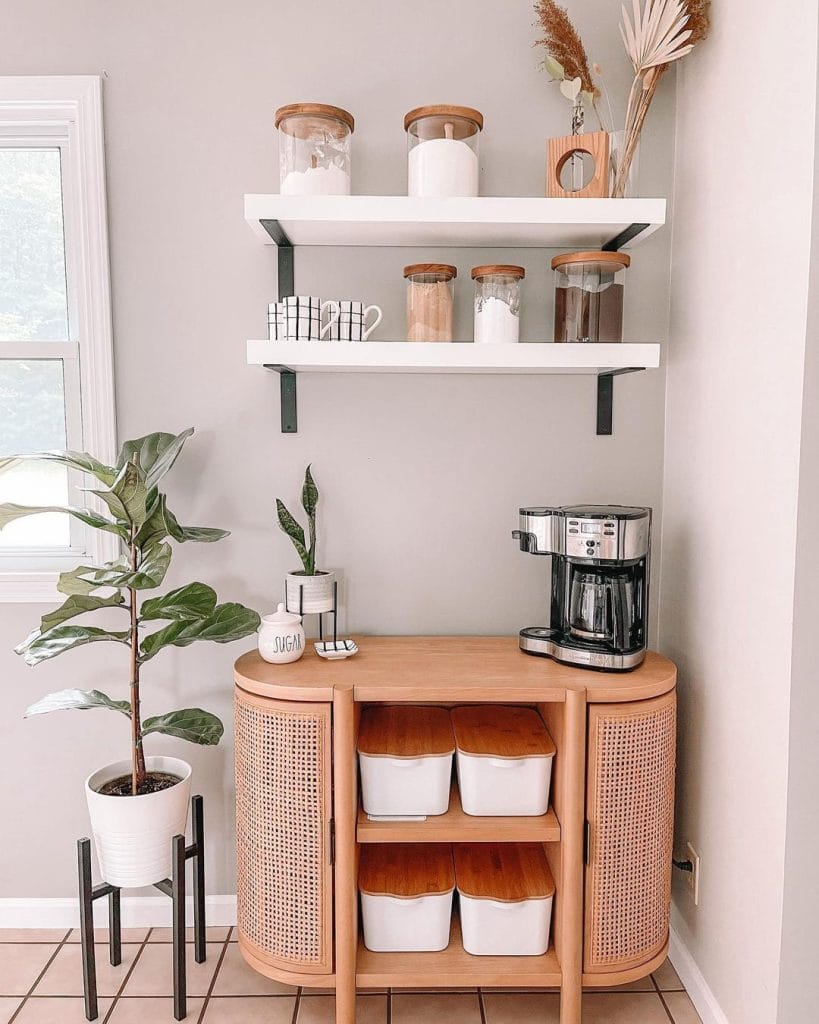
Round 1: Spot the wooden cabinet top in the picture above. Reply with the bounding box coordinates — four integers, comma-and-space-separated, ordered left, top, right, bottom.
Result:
234, 636, 676, 704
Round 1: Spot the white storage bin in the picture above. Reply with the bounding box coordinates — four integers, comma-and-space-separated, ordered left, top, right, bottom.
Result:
455, 843, 555, 956
358, 706, 454, 817
359, 843, 455, 952
452, 705, 555, 816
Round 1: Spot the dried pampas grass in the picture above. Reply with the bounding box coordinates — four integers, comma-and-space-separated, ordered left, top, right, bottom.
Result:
535, 0, 597, 96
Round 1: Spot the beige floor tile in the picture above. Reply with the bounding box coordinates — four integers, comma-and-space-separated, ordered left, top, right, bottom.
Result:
653, 959, 685, 991
483, 991, 561, 1023
149, 926, 231, 943
121, 942, 222, 997
0, 996, 23, 1022
202, 995, 297, 1022
107, 996, 204, 1022
392, 992, 482, 1024
581, 992, 671, 1022
664, 991, 703, 1023
0, 945, 58, 996
0, 932, 69, 944
211, 943, 296, 996
298, 994, 387, 1024
13, 996, 113, 1023
66, 928, 149, 944
33, 943, 140, 997
585, 976, 656, 992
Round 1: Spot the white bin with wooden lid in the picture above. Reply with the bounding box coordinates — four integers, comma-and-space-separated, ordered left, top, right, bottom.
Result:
358, 705, 454, 817
452, 705, 555, 816
455, 843, 555, 956
359, 843, 455, 952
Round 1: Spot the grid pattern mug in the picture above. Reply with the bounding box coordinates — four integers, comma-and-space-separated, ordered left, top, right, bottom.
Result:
268, 296, 341, 340
326, 300, 383, 341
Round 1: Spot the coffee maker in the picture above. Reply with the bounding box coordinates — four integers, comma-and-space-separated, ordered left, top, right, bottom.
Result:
512, 505, 651, 671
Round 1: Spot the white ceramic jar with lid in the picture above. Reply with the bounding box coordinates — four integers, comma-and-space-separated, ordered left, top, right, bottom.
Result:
404, 105, 482, 197
275, 103, 354, 196
472, 264, 525, 344
257, 603, 306, 664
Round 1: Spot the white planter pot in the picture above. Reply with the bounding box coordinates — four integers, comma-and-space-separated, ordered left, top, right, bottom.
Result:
85, 756, 192, 888
285, 570, 336, 614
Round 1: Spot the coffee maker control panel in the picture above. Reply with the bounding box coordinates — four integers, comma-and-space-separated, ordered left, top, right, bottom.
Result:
565, 516, 621, 561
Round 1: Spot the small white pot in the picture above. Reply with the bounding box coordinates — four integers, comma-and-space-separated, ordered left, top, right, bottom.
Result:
258, 603, 306, 664
285, 570, 336, 614
85, 756, 192, 888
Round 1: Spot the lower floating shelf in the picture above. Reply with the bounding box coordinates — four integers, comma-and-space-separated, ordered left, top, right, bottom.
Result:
355, 915, 561, 989
247, 340, 660, 375
356, 784, 561, 844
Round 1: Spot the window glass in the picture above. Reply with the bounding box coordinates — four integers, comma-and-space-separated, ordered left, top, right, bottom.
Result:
0, 148, 69, 341
0, 359, 69, 547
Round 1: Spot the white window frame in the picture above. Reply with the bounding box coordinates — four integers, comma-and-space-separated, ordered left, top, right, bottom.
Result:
0, 76, 117, 602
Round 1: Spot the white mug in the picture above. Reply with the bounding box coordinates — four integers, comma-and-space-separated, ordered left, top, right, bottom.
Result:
268, 296, 340, 340
326, 300, 383, 341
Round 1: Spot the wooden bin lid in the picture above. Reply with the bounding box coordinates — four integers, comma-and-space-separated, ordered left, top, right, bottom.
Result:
454, 843, 555, 902
359, 843, 455, 898
451, 705, 556, 758
358, 705, 455, 758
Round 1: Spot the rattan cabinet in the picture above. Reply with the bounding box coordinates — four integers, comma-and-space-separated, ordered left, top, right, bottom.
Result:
233, 637, 677, 1024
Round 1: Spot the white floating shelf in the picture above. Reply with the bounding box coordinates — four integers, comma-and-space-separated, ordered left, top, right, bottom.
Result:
244, 195, 666, 250
247, 341, 661, 375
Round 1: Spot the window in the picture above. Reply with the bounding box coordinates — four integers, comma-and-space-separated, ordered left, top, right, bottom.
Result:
0, 77, 116, 601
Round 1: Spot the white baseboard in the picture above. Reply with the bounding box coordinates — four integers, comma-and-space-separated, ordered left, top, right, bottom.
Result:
669, 925, 730, 1024
0, 896, 237, 930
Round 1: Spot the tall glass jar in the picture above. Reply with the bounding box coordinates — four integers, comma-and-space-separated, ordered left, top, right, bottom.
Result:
404, 105, 482, 197
552, 251, 630, 343
404, 264, 457, 342
274, 103, 354, 196
472, 265, 525, 344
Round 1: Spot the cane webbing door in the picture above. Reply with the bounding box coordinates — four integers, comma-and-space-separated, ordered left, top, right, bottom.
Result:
235, 689, 333, 975
584, 690, 676, 974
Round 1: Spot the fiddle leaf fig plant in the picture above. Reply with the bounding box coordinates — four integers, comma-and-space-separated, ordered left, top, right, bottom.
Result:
0, 428, 260, 795
276, 464, 319, 574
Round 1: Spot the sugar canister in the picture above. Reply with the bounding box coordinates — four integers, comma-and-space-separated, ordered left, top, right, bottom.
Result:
472, 265, 525, 344
257, 603, 306, 664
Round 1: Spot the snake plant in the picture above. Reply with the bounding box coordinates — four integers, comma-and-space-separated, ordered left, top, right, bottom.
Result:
276, 464, 320, 574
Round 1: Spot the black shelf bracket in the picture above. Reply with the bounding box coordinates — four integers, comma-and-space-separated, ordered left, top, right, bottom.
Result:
259, 217, 651, 435
596, 367, 643, 435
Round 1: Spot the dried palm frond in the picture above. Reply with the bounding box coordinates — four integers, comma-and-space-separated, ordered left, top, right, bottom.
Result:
620, 0, 694, 73
535, 0, 597, 96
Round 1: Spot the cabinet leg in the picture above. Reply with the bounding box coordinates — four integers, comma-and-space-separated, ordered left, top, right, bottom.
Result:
333, 685, 357, 1024
561, 977, 582, 1024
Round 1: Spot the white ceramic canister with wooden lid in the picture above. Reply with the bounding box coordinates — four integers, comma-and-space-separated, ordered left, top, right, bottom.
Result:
404, 105, 483, 197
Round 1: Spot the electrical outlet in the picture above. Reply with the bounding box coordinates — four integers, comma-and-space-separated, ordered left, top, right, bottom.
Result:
686, 842, 700, 905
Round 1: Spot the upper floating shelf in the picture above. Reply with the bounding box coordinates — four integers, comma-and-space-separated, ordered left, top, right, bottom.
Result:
244, 195, 667, 250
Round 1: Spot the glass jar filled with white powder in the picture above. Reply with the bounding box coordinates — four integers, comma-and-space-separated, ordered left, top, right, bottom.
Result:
472, 265, 524, 344
275, 103, 354, 196
404, 105, 482, 197
404, 264, 457, 342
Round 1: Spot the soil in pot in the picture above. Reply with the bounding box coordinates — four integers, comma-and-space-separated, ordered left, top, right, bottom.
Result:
97, 771, 182, 797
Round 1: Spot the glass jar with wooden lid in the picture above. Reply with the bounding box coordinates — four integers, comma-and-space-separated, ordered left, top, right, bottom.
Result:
274, 103, 354, 196
552, 251, 631, 344
404, 263, 457, 342
404, 105, 483, 197
472, 264, 525, 344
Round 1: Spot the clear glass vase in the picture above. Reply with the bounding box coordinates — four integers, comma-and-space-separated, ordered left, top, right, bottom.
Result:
609, 130, 640, 199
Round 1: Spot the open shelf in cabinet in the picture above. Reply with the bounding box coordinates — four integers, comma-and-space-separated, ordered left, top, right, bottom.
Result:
356, 914, 562, 989
356, 783, 561, 844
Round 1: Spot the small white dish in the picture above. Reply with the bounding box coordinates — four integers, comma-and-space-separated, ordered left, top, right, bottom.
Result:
315, 639, 358, 660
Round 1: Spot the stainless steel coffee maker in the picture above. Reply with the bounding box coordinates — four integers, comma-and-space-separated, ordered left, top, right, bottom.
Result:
512, 505, 651, 671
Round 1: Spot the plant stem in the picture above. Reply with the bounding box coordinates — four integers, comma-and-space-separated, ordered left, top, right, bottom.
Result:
128, 472, 146, 795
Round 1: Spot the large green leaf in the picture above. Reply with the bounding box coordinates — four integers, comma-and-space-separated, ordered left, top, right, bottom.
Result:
16, 625, 130, 666
84, 486, 129, 523
40, 593, 126, 633
24, 688, 131, 718
57, 543, 172, 596
0, 450, 117, 486
110, 461, 148, 531
116, 428, 194, 489
140, 602, 260, 661
0, 503, 127, 540
302, 465, 318, 570
174, 524, 229, 543
135, 490, 173, 550
141, 708, 224, 745
276, 499, 309, 570
140, 583, 217, 622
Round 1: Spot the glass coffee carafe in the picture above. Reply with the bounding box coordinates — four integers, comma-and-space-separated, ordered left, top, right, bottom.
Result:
568, 568, 637, 650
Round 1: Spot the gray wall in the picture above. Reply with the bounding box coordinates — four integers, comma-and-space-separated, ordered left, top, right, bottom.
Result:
2, 0, 673, 896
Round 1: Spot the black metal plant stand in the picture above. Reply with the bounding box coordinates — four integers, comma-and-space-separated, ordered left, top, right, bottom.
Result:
293, 578, 340, 649
77, 794, 206, 1022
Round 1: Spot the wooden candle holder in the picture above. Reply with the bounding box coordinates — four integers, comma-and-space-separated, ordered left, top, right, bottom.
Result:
546, 130, 610, 199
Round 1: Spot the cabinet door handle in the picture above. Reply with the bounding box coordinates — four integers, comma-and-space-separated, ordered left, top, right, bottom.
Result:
584, 820, 592, 865
329, 818, 335, 866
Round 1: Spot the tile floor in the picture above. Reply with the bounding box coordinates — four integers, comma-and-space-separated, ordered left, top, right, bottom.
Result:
0, 928, 702, 1023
